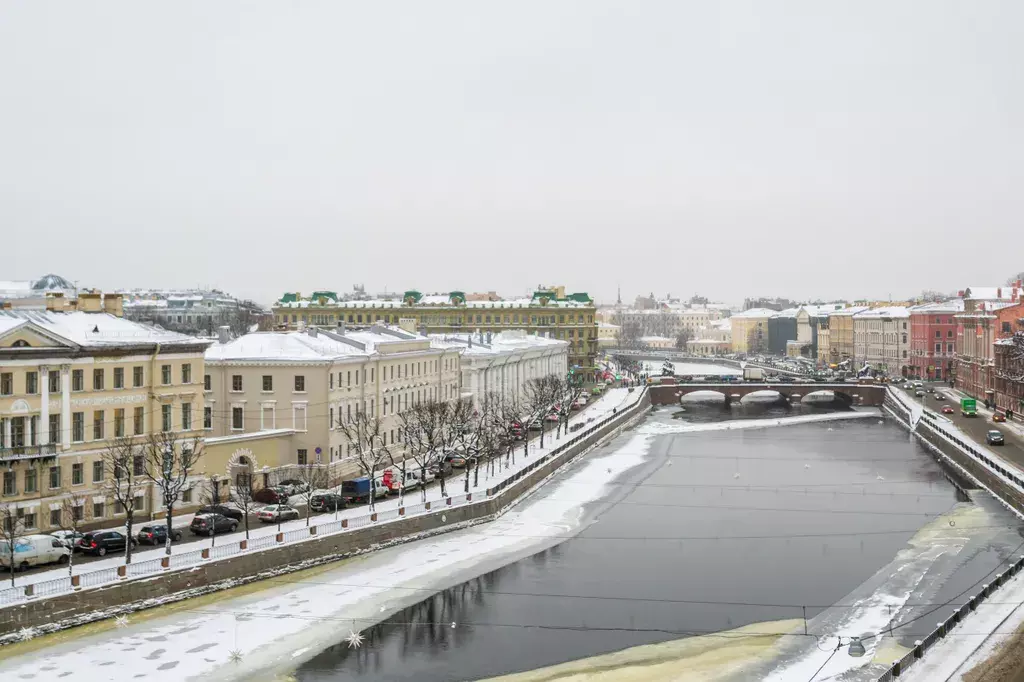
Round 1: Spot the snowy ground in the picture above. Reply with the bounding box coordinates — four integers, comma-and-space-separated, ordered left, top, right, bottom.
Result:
9, 387, 643, 591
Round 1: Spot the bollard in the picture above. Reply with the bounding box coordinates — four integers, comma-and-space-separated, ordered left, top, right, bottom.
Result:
341, 519, 348, 528
310, 526, 317, 535
969, 594, 978, 610
937, 621, 946, 638
446, 497, 453, 506
71, 575, 81, 588
24, 584, 34, 598
240, 540, 247, 550
425, 501, 431, 511
370, 513, 377, 522
117, 565, 127, 578
276, 532, 284, 542
983, 583, 991, 597
467, 493, 472, 502
161, 557, 170, 569
399, 508, 405, 517
201, 548, 210, 559
913, 640, 924, 658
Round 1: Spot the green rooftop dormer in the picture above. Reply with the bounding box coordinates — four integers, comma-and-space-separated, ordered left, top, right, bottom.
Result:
310, 291, 338, 305
279, 292, 300, 303
567, 292, 592, 304
403, 290, 423, 305
449, 291, 466, 305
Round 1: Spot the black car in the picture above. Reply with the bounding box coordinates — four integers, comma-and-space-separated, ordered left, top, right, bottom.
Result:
190, 513, 239, 536
78, 530, 136, 556
429, 460, 454, 477
137, 524, 183, 545
986, 430, 1005, 446
196, 504, 244, 521
310, 493, 346, 513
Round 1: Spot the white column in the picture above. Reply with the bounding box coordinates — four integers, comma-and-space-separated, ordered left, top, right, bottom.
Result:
27, 416, 34, 446
3, 419, 10, 449
61, 364, 71, 450
39, 365, 50, 445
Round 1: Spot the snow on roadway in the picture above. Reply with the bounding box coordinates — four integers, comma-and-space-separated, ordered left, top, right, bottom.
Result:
0, 410, 660, 682
11, 386, 643, 589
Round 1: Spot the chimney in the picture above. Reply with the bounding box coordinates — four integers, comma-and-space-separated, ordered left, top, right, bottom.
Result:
217, 326, 230, 344
486, 330, 492, 344
418, 324, 427, 337
78, 292, 102, 313
337, 319, 346, 334
398, 317, 417, 334
997, 287, 1003, 299
308, 327, 318, 338
102, 293, 124, 317
46, 292, 66, 313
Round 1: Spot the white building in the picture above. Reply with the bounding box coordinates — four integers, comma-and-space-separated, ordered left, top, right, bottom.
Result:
853, 307, 910, 376
639, 335, 675, 350
597, 322, 620, 348
430, 330, 569, 408
204, 325, 462, 478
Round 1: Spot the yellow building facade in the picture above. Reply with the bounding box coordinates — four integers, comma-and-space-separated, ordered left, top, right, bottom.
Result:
272, 289, 599, 380
0, 299, 210, 533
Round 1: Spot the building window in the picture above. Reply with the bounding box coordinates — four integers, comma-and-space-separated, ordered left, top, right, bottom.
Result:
262, 375, 273, 391
24, 469, 36, 494
72, 369, 84, 392
72, 412, 85, 442
92, 410, 104, 440
72, 463, 84, 486
133, 366, 144, 387
93, 368, 104, 391
232, 375, 243, 391
93, 501, 105, 519
947, 343, 954, 352
50, 509, 61, 527
204, 374, 211, 391
329, 407, 334, 428
179, 363, 192, 384
113, 367, 124, 389
93, 460, 104, 483
134, 406, 145, 435
935, 343, 941, 353
48, 414, 60, 443
935, 330, 941, 338
295, 375, 305, 392
297, 449, 308, 465
135, 495, 145, 512
181, 403, 192, 431
204, 406, 212, 429
161, 364, 172, 385
48, 371, 60, 393
371, 368, 374, 382
162, 404, 172, 432
232, 407, 244, 430
49, 466, 61, 489
948, 330, 955, 338
25, 371, 38, 395
114, 408, 125, 437
294, 405, 307, 431
329, 373, 333, 389
181, 487, 192, 503
2, 471, 14, 496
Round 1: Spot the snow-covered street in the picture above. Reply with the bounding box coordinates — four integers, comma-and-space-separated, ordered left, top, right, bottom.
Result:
5, 386, 643, 592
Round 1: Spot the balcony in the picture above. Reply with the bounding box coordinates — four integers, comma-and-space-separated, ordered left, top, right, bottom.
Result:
0, 443, 58, 462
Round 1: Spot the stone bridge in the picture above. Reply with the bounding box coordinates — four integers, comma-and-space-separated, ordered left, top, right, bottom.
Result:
648, 383, 886, 407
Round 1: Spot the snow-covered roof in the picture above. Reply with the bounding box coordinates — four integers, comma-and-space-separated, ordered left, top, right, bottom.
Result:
711, 318, 732, 330
909, 300, 965, 314
639, 335, 674, 342
799, 304, 847, 318
829, 306, 870, 317
0, 310, 204, 349
962, 286, 1017, 301
732, 308, 777, 318
276, 296, 593, 310
206, 327, 433, 364
597, 322, 620, 329
770, 308, 800, 319
429, 330, 568, 357
853, 306, 910, 319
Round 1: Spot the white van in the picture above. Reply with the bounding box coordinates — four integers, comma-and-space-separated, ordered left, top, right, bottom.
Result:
0, 534, 71, 571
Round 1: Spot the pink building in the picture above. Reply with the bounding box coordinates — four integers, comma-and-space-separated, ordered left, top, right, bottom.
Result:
955, 284, 1022, 399
908, 300, 963, 381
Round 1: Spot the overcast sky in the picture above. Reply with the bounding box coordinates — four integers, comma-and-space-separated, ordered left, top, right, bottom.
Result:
2, 2, 1020, 306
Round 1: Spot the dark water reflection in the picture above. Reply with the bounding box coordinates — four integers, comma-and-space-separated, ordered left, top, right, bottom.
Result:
294, 405, 1023, 682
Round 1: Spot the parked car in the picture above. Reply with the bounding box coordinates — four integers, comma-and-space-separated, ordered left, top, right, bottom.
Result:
445, 452, 470, 468
196, 504, 244, 521
0, 535, 70, 570
544, 412, 560, 423
986, 430, 1005, 446
137, 524, 183, 545
190, 513, 239, 536
78, 530, 136, 556
258, 505, 301, 523
428, 460, 454, 478
310, 493, 347, 513
340, 477, 389, 504
277, 479, 310, 495
50, 529, 85, 551
993, 413, 1007, 423
252, 487, 288, 504
385, 470, 422, 494
942, 405, 955, 414
528, 420, 543, 431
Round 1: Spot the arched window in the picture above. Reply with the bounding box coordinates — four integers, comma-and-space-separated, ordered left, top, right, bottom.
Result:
11, 340, 30, 347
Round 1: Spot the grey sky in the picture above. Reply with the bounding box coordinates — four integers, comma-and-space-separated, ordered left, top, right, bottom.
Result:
2, 2, 1020, 306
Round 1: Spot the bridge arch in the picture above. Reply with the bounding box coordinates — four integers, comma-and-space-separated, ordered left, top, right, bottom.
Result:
680, 390, 728, 404
740, 390, 785, 404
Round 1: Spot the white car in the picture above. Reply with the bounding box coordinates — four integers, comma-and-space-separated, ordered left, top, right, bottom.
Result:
257, 505, 301, 523
50, 529, 85, 551
0, 534, 71, 570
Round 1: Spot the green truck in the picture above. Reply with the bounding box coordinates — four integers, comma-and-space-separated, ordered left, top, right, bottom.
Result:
961, 398, 977, 417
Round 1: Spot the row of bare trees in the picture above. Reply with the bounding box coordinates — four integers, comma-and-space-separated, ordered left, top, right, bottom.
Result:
334, 373, 585, 512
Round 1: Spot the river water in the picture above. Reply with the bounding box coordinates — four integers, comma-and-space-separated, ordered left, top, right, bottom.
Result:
292, 400, 1024, 682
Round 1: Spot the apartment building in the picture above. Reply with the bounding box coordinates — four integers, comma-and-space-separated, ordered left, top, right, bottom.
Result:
853, 307, 910, 377
955, 285, 1022, 400
908, 300, 963, 381
730, 308, 775, 353
0, 300, 210, 533
823, 307, 869, 367
271, 287, 599, 381
204, 326, 462, 480
430, 330, 569, 408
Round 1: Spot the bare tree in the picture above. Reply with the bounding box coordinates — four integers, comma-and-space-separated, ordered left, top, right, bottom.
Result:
397, 405, 431, 504
555, 376, 586, 438
229, 470, 257, 540
143, 431, 203, 556
336, 410, 391, 511
101, 436, 147, 564
450, 399, 499, 492
674, 329, 693, 352
54, 490, 89, 577
523, 375, 559, 450
198, 474, 226, 547
294, 463, 330, 526
0, 503, 26, 586
489, 393, 526, 470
